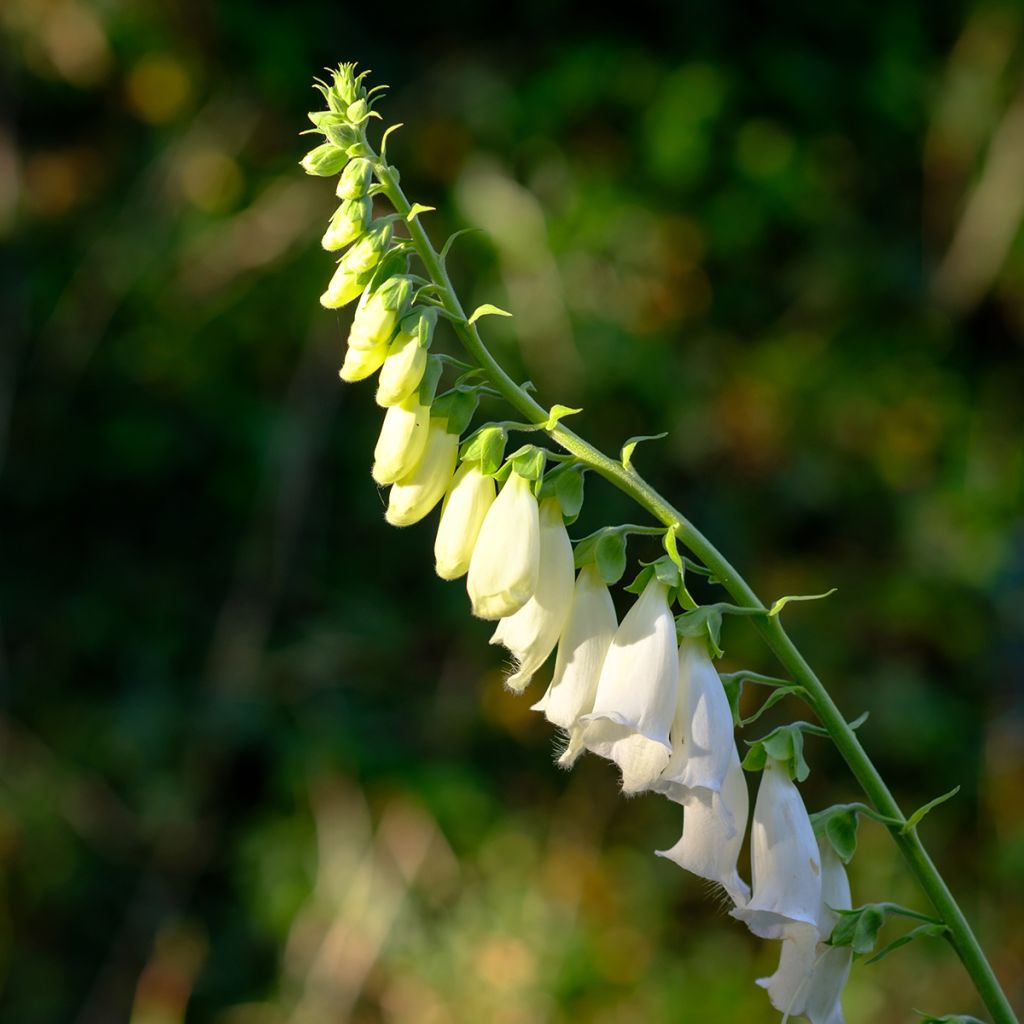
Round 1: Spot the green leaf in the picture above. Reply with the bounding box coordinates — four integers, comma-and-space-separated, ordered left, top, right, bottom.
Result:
768, 588, 838, 617
406, 203, 435, 220
865, 923, 949, 965
467, 303, 513, 326
828, 902, 944, 958
675, 605, 724, 658
810, 805, 862, 863
916, 1015, 986, 1024
555, 467, 585, 522
543, 404, 583, 430
460, 426, 507, 476
623, 565, 654, 595
439, 228, 477, 264
621, 432, 668, 472
742, 723, 812, 782
739, 685, 803, 728
379, 123, 403, 160
901, 786, 960, 835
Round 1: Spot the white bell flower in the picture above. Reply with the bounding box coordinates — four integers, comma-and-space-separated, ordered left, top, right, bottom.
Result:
655, 637, 735, 803
581, 577, 678, 794
531, 564, 618, 767
376, 330, 428, 407
732, 756, 822, 939
656, 743, 751, 907
757, 838, 852, 1022
385, 419, 458, 527
371, 396, 430, 486
347, 275, 412, 351
466, 471, 540, 620
339, 340, 389, 382
489, 498, 575, 693
433, 463, 496, 580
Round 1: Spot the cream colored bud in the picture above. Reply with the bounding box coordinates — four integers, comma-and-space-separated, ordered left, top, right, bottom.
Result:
434, 463, 496, 580
371, 396, 430, 485
466, 471, 540, 620
320, 263, 366, 309
339, 340, 388, 382
376, 330, 428, 406
386, 420, 458, 527
321, 198, 370, 251
348, 275, 413, 351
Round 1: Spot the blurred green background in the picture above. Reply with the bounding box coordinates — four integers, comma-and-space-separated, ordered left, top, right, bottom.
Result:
2, 2, 1023, 1022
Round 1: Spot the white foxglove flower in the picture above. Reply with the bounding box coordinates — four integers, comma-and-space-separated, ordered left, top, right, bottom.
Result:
656, 744, 751, 907
322, 198, 371, 250
348, 275, 413, 351
581, 577, 678, 794
371, 396, 430, 486
466, 471, 540, 620
757, 839, 852, 1022
732, 756, 822, 939
655, 637, 735, 803
385, 419, 459, 527
531, 564, 617, 767
339, 340, 389, 382
376, 328, 428, 406
489, 499, 574, 693
434, 463, 496, 580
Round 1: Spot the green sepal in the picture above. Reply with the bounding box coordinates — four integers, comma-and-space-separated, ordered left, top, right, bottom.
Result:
674, 605, 724, 658
433, 388, 479, 437
625, 555, 681, 597
663, 528, 697, 610
460, 425, 507, 476
916, 1015, 985, 1024
828, 902, 946, 960
324, 122, 360, 150
399, 306, 437, 350
572, 527, 628, 586
552, 466, 586, 523
417, 355, 444, 407
507, 444, 546, 482
742, 722, 816, 782
810, 804, 863, 863
621, 432, 668, 472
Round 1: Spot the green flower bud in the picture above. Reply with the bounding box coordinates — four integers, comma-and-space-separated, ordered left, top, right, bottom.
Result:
321, 198, 371, 251
318, 222, 393, 309
346, 99, 369, 124
336, 157, 374, 199
320, 262, 371, 309
300, 142, 347, 177
348, 275, 413, 351
324, 122, 359, 150
332, 63, 366, 106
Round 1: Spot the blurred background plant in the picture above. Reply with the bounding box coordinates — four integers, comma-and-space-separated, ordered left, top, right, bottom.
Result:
1, 2, 1023, 1022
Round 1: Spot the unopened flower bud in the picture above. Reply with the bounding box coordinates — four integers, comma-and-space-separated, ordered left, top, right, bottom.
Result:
348, 275, 413, 351
332, 63, 365, 106
346, 98, 369, 123
467, 471, 540, 620
322, 198, 371, 251
376, 310, 433, 406
319, 221, 393, 309
337, 157, 374, 199
386, 419, 459, 527
300, 142, 347, 177
434, 463, 496, 580
339, 340, 388, 382
372, 395, 430, 485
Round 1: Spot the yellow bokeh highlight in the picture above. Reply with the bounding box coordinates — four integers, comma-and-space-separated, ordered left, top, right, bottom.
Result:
127, 54, 194, 124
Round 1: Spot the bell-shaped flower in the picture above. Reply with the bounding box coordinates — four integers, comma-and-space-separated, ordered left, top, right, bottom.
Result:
732, 756, 822, 939
757, 838, 852, 1022
580, 577, 679, 794
434, 463, 496, 580
531, 564, 618, 767
376, 325, 429, 406
348, 275, 413, 351
322, 197, 371, 251
655, 637, 735, 803
339, 340, 388, 383
385, 418, 459, 527
656, 744, 751, 907
371, 395, 430, 486
320, 222, 392, 309
466, 471, 540, 620
336, 157, 373, 199
489, 498, 575, 693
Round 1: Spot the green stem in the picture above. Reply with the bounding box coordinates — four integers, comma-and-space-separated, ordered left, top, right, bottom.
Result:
375, 161, 1018, 1024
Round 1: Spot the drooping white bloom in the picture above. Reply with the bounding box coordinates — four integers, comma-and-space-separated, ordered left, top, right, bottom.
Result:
434, 463, 496, 580
732, 756, 822, 939
489, 499, 575, 693
339, 340, 389, 382
322, 198, 371, 251
655, 637, 735, 803
581, 577, 678, 794
757, 839, 852, 1022
656, 744, 751, 907
376, 329, 428, 406
347, 275, 413, 351
385, 419, 458, 527
531, 564, 618, 767
466, 471, 540, 620
371, 396, 430, 486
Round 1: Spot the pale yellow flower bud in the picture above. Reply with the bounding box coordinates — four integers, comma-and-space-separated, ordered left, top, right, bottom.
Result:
321, 198, 370, 251
339, 340, 389, 382
376, 330, 428, 406
386, 419, 459, 527
348, 275, 412, 351
466, 471, 540, 620
371, 395, 430, 485
434, 463, 496, 580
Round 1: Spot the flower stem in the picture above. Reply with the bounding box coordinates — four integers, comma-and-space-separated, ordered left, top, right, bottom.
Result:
374, 159, 1019, 1024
